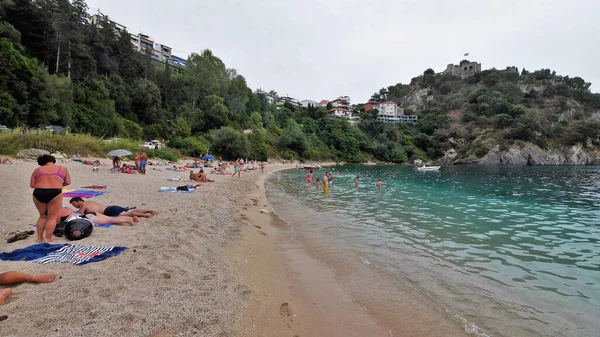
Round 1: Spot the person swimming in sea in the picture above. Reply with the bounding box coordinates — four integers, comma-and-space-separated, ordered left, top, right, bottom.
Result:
355, 176, 360, 188
375, 177, 385, 187
315, 178, 321, 189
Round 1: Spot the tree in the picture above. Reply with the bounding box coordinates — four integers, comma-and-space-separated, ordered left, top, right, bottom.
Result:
211, 126, 249, 159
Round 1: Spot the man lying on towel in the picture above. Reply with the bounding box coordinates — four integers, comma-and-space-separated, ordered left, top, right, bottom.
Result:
69, 198, 159, 218
64, 211, 141, 226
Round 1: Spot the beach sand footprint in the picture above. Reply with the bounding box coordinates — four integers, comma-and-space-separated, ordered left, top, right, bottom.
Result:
279, 302, 291, 317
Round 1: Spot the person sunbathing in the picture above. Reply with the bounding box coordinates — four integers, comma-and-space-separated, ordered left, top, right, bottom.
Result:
189, 170, 214, 182
69, 198, 158, 218
1, 157, 13, 164
65, 212, 141, 226
0, 271, 56, 306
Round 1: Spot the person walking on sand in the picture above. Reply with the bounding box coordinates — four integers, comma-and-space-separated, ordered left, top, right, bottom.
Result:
134, 152, 140, 171
232, 160, 241, 178
139, 152, 148, 175
0, 271, 56, 306
30, 155, 71, 243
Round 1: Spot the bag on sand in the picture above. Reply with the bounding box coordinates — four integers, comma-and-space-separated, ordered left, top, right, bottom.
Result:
64, 218, 93, 241
54, 221, 67, 237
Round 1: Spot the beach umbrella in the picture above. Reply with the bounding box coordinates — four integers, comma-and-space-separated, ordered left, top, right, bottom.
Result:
107, 149, 132, 157
202, 154, 215, 160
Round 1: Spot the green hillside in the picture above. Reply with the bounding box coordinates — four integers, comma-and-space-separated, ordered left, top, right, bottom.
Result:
1, 1, 599, 164
368, 63, 600, 163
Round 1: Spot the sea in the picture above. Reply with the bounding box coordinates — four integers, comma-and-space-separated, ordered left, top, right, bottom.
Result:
265, 166, 600, 337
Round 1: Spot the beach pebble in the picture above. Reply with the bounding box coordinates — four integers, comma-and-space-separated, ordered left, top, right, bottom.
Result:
260, 209, 269, 214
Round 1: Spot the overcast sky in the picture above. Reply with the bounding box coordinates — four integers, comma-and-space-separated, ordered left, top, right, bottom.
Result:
86, 0, 600, 103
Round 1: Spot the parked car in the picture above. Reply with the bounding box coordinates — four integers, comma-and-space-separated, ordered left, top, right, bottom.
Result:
141, 140, 162, 149
44, 125, 66, 134
0, 125, 11, 132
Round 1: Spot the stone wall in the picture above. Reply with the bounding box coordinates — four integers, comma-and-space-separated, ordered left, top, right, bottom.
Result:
444, 61, 482, 78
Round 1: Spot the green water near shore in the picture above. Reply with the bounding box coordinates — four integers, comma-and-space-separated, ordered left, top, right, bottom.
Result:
266, 166, 600, 337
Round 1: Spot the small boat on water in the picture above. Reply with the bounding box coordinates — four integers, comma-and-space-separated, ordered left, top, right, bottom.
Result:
303, 165, 321, 171
417, 165, 441, 172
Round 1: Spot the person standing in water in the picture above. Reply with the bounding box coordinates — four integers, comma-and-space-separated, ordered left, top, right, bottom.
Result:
315, 178, 321, 189
355, 176, 360, 188
306, 170, 313, 185
322, 171, 329, 193
375, 177, 385, 187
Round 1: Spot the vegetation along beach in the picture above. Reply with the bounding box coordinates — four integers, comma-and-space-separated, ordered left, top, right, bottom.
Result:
1, 0, 600, 336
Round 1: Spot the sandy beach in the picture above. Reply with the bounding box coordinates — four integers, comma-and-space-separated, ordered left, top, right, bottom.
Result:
0, 159, 468, 337
0, 159, 264, 336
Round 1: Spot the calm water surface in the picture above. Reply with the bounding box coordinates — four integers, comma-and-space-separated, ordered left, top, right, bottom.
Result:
266, 166, 600, 337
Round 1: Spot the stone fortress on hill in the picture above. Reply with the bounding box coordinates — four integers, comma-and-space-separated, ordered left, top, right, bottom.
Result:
443, 60, 482, 78
443, 60, 519, 79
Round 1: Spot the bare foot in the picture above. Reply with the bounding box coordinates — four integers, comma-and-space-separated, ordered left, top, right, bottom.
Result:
35, 237, 43, 243
132, 216, 141, 223
144, 214, 152, 218
151, 210, 159, 215
44, 238, 54, 243
30, 274, 56, 283
0, 288, 13, 306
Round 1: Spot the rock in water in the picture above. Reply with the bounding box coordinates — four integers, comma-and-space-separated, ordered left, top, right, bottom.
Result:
16, 148, 50, 159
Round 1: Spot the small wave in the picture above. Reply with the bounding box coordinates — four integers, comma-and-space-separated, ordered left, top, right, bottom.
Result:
359, 255, 371, 266
454, 314, 493, 337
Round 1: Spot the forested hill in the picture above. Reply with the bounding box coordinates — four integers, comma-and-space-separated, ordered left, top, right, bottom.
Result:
367, 64, 600, 164
2, 1, 600, 164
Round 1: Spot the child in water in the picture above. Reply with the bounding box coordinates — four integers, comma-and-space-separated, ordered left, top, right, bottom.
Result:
306, 170, 313, 184
315, 178, 321, 189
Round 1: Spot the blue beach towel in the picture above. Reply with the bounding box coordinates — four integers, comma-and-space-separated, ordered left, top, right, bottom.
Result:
0, 243, 127, 265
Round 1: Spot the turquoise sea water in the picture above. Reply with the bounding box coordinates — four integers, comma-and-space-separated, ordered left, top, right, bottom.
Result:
266, 166, 600, 337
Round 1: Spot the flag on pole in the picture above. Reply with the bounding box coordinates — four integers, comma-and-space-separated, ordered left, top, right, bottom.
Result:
464, 53, 469, 56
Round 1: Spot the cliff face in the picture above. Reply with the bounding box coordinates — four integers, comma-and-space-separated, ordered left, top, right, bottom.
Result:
476, 144, 600, 166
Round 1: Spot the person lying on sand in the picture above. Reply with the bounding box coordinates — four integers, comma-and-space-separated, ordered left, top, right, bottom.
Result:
0, 271, 56, 306
1, 157, 13, 164
69, 198, 158, 218
189, 170, 214, 182
65, 212, 141, 226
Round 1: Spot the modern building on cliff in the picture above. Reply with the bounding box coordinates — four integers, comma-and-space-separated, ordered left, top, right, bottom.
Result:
90, 10, 186, 69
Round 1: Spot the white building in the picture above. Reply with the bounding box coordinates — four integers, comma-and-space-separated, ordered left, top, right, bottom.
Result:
331, 96, 351, 108
376, 102, 418, 123
301, 99, 319, 108
329, 107, 351, 118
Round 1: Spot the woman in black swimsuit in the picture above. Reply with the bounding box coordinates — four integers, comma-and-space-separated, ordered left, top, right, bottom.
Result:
30, 155, 71, 242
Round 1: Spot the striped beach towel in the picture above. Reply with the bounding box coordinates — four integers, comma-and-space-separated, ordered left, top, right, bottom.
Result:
0, 243, 127, 265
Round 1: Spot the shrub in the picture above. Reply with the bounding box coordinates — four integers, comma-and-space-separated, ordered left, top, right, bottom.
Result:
210, 126, 249, 159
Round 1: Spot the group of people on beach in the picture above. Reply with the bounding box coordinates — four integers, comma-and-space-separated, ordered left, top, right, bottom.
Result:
31, 154, 158, 243
306, 169, 385, 192
0, 154, 160, 306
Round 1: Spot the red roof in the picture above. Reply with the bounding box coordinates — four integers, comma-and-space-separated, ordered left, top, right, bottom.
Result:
320, 100, 329, 105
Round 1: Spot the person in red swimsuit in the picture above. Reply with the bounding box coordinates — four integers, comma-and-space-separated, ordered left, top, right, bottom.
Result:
30, 155, 71, 243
